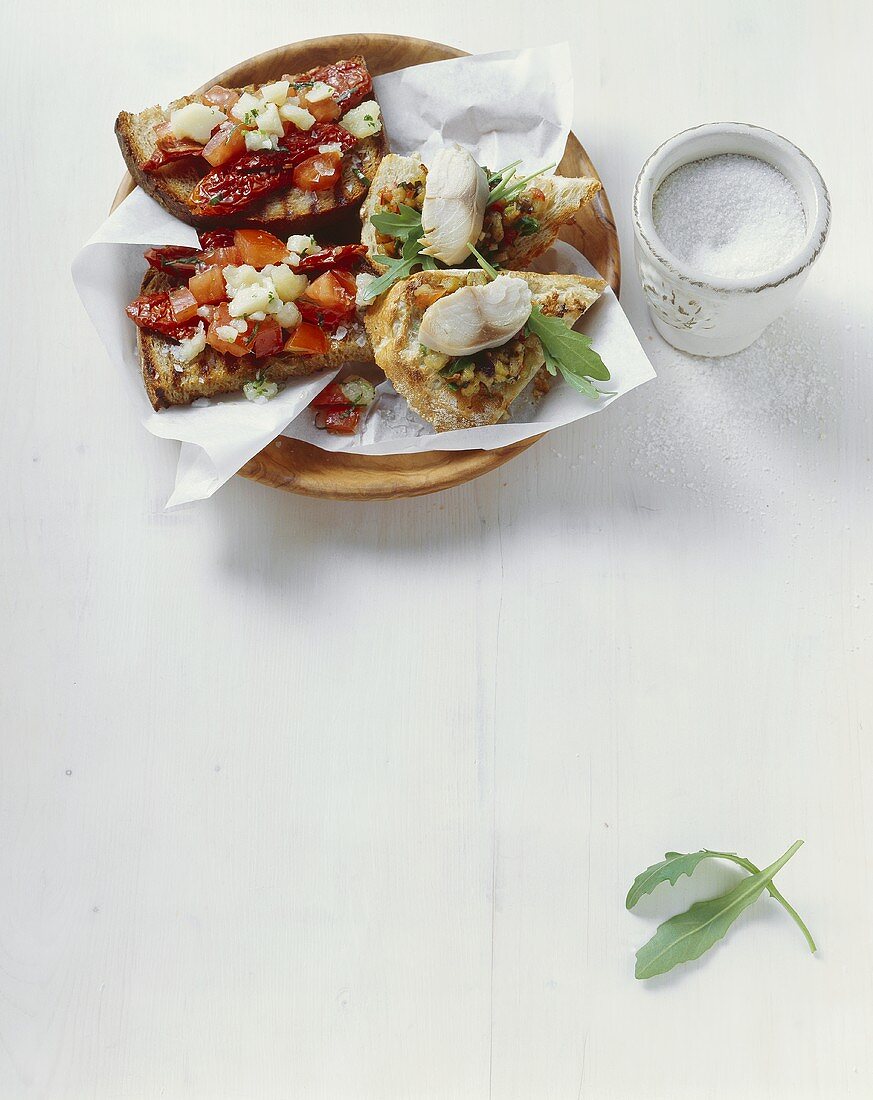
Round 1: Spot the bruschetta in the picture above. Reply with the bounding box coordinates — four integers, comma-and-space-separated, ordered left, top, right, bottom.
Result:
363, 267, 606, 431
359, 146, 600, 293
116, 57, 386, 233
126, 229, 376, 409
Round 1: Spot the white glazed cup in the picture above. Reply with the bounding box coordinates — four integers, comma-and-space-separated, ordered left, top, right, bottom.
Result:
632, 123, 830, 356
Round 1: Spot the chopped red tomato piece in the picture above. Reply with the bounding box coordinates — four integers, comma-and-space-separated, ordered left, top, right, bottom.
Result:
206, 304, 250, 358
201, 85, 240, 112
198, 246, 242, 269
311, 382, 350, 407
315, 406, 362, 434
233, 229, 289, 267
144, 246, 202, 277
188, 264, 227, 305
284, 322, 329, 356
244, 316, 284, 358
169, 286, 199, 322
299, 90, 341, 123
202, 122, 247, 167
300, 270, 356, 326
292, 151, 342, 192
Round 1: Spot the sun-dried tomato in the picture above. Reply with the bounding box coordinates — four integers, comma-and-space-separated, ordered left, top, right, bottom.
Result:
188, 125, 356, 217
197, 229, 236, 250
144, 246, 203, 277
289, 58, 372, 110
295, 244, 367, 273
126, 293, 200, 339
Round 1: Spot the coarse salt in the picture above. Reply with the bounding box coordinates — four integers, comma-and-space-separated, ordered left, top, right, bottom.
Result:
652, 154, 806, 280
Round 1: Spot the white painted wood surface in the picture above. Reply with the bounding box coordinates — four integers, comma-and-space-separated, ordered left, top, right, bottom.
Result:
2, 2, 872, 1096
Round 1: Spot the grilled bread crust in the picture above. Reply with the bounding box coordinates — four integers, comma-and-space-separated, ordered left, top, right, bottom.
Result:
137, 270, 374, 410
360, 153, 600, 271
115, 58, 386, 233
363, 269, 605, 431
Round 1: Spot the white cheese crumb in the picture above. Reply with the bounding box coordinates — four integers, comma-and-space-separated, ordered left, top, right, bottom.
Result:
215, 325, 239, 343
278, 102, 315, 130
334, 325, 348, 340
170, 103, 226, 143
286, 234, 318, 256
340, 100, 382, 139
260, 80, 290, 105
170, 322, 206, 364
245, 129, 279, 152
243, 376, 279, 403
305, 81, 336, 103
318, 143, 343, 155
355, 271, 376, 309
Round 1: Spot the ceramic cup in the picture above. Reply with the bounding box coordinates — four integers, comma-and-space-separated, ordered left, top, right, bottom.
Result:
632, 122, 830, 356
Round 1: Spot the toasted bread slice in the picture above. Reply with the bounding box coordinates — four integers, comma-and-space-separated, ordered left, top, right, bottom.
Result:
116, 58, 386, 233
363, 269, 605, 431
360, 153, 600, 271
138, 270, 374, 410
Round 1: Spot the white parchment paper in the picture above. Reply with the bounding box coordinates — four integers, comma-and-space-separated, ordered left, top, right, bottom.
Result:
73, 43, 654, 505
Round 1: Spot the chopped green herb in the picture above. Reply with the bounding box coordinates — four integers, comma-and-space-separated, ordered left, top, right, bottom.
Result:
517, 215, 539, 236
352, 166, 370, 187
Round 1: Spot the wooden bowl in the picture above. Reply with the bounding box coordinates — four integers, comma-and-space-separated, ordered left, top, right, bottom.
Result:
112, 33, 620, 501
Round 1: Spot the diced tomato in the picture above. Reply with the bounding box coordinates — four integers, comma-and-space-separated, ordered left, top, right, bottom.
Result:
169, 286, 199, 322
198, 246, 242, 269
311, 382, 350, 407
284, 321, 329, 356
188, 264, 227, 305
202, 121, 247, 167
206, 304, 250, 358
305, 269, 356, 310
201, 85, 240, 112
315, 406, 362, 434
233, 229, 289, 267
299, 89, 341, 123
292, 152, 342, 192
244, 316, 284, 358
303, 269, 356, 320
198, 229, 236, 250
144, 245, 203, 277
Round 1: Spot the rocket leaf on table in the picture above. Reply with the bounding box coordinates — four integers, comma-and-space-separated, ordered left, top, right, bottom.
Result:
628, 840, 816, 980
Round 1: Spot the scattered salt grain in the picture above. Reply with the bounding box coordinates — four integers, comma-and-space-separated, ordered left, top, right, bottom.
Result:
652, 154, 806, 279
616, 306, 838, 514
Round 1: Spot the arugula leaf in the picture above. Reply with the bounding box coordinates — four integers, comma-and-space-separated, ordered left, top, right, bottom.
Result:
370, 204, 423, 238
627, 851, 727, 909
626, 847, 817, 953
634, 840, 809, 980
466, 242, 500, 280
488, 161, 555, 206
